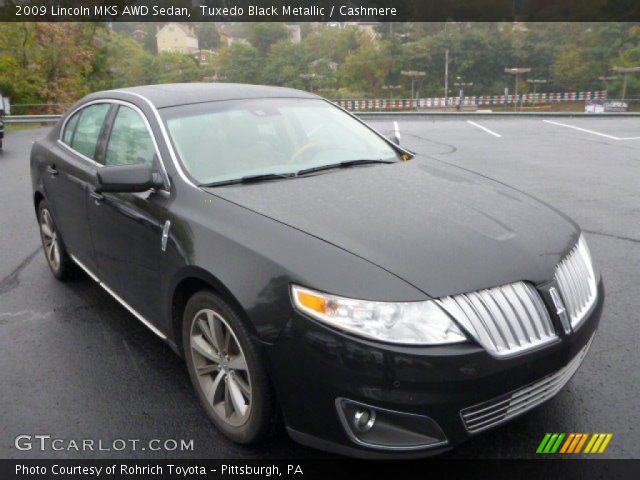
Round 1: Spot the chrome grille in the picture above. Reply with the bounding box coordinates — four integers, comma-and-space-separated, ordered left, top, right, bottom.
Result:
555, 235, 597, 330
461, 335, 594, 433
437, 282, 557, 357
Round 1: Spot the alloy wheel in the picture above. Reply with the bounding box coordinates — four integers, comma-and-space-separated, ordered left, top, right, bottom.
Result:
40, 208, 61, 271
189, 308, 252, 427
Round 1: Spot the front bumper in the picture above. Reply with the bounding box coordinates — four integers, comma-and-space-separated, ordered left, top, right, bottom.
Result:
266, 279, 604, 458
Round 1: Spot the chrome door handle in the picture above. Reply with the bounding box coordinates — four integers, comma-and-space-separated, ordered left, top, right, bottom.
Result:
161, 220, 171, 252
47, 165, 58, 176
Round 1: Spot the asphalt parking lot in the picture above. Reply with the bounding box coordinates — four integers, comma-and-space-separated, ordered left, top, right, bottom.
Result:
1, 116, 639, 459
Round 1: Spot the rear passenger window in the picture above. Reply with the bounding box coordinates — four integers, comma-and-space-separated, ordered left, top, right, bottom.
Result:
70, 104, 110, 160
62, 111, 81, 145
105, 106, 155, 166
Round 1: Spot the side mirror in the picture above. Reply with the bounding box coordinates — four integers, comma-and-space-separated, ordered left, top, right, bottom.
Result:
96, 163, 164, 193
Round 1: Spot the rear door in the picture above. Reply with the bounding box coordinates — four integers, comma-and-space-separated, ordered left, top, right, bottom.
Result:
87, 103, 171, 322
44, 102, 113, 273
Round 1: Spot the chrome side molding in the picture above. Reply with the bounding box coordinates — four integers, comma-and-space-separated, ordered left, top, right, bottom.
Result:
69, 254, 167, 340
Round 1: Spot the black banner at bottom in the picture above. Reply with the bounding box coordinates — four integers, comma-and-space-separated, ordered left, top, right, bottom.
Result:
2, 459, 639, 480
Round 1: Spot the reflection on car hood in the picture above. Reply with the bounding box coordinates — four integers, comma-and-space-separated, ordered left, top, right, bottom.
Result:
206, 158, 579, 298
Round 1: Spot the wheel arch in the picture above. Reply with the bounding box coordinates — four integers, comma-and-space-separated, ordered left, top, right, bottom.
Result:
33, 190, 45, 215
169, 266, 256, 356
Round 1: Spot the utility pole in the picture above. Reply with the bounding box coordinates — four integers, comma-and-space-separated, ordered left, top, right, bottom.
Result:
401, 70, 426, 109
454, 78, 473, 108
612, 66, 640, 100
505, 67, 531, 111
444, 49, 449, 107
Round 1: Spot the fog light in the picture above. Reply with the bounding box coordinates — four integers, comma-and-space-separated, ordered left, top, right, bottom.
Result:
353, 408, 376, 432
336, 398, 448, 450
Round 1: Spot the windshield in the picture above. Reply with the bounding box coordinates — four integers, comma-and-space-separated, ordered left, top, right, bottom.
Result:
161, 98, 401, 185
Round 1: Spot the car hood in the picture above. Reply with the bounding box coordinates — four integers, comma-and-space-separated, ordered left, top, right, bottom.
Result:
205, 159, 579, 299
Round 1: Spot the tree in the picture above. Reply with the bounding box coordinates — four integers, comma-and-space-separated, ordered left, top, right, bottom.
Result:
243, 23, 289, 56
551, 48, 591, 91
339, 39, 395, 96
152, 53, 201, 84
31, 23, 95, 106
305, 26, 361, 64
261, 40, 310, 89
195, 22, 220, 50
89, 28, 154, 90
216, 43, 263, 83
0, 23, 42, 104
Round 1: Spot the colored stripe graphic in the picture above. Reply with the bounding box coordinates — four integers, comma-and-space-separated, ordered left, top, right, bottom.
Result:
559, 433, 575, 453
538, 433, 612, 454
598, 433, 613, 453
536, 433, 552, 453
574, 433, 589, 453
567, 433, 586, 453
550, 433, 565, 453
544, 433, 559, 453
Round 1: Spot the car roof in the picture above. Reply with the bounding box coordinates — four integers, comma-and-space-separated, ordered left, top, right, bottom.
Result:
105, 83, 320, 109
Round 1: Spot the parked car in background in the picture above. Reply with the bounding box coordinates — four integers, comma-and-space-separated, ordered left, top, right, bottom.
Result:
30, 83, 603, 457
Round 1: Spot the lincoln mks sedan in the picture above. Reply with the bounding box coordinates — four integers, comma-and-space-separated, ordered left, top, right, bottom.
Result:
30, 83, 603, 457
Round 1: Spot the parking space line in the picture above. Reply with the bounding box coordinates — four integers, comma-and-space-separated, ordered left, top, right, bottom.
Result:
467, 120, 502, 138
543, 119, 640, 141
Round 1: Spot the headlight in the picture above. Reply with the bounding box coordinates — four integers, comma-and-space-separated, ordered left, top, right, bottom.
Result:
291, 285, 467, 345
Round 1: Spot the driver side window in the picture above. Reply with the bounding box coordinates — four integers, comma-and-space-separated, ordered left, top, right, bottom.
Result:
105, 106, 156, 167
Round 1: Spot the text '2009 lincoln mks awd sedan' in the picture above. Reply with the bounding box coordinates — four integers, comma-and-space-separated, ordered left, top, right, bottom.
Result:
30, 83, 603, 457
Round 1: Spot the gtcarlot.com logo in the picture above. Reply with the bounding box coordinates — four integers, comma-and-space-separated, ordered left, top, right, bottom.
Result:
536, 433, 613, 454
14, 435, 194, 452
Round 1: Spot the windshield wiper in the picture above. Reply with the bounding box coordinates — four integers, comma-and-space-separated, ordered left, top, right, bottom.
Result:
199, 173, 295, 188
199, 160, 395, 187
295, 159, 396, 177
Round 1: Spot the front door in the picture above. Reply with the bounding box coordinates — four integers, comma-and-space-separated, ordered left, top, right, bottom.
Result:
87, 104, 170, 322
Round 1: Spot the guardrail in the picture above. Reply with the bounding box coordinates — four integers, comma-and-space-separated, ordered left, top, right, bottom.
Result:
4, 115, 63, 124
4, 111, 640, 125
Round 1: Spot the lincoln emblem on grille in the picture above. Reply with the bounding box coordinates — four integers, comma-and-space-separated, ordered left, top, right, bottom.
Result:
549, 287, 571, 334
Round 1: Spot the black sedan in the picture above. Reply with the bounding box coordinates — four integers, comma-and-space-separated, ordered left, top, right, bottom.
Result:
30, 83, 603, 457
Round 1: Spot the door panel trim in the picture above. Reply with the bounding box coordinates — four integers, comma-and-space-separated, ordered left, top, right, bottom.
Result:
69, 253, 168, 340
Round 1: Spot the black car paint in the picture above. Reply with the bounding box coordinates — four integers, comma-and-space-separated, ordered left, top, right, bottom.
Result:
30, 84, 603, 457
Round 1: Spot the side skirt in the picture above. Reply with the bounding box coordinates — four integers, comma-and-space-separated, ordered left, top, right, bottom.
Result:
69, 254, 168, 341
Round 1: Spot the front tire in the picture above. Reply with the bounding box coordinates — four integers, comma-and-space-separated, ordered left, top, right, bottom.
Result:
38, 200, 74, 280
182, 290, 279, 444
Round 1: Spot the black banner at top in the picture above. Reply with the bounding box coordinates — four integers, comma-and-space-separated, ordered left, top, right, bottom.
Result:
1, 0, 640, 22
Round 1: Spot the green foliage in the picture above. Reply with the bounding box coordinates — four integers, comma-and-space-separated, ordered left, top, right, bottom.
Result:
152, 52, 201, 84
340, 39, 395, 94
551, 49, 591, 91
89, 28, 154, 90
216, 43, 262, 83
196, 23, 220, 50
261, 40, 311, 89
242, 23, 289, 56
2, 21, 640, 109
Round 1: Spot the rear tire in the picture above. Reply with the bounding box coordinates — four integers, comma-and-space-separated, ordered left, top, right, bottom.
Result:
182, 290, 280, 444
38, 199, 74, 280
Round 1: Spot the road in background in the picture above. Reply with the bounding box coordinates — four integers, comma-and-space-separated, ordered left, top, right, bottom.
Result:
1, 118, 639, 459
